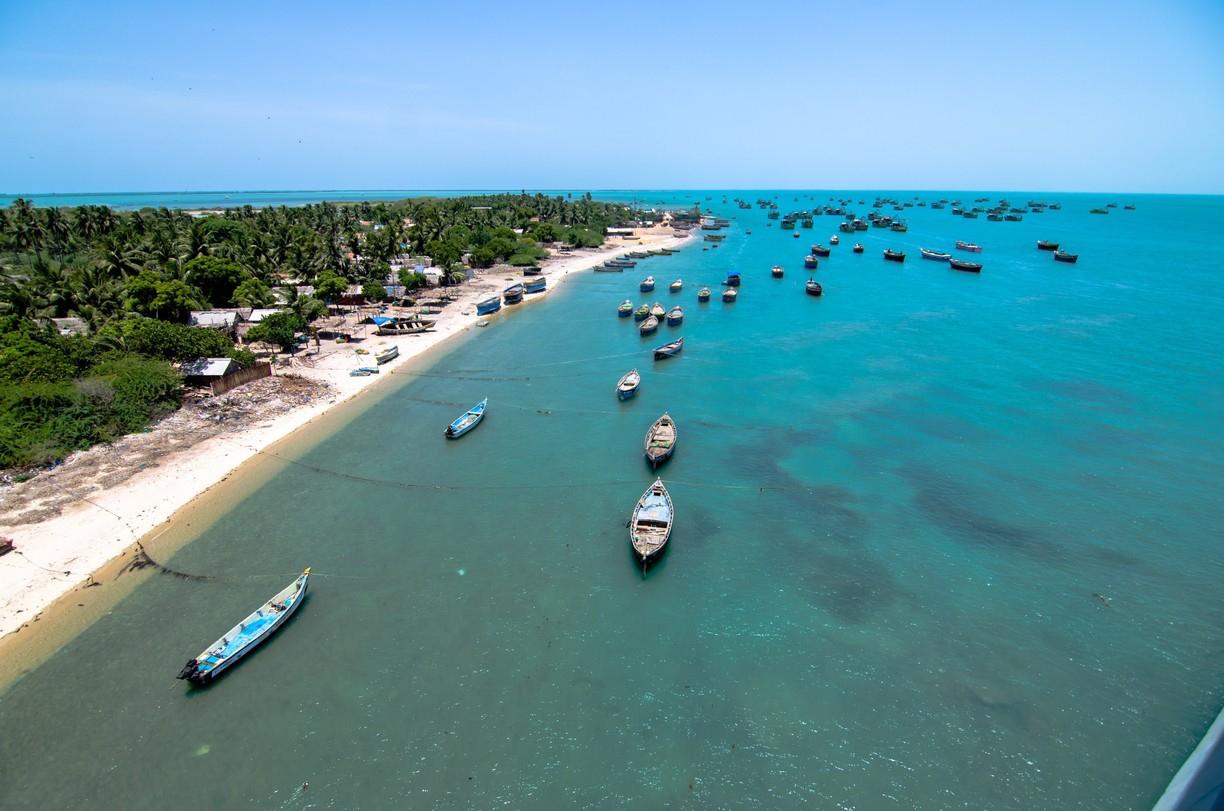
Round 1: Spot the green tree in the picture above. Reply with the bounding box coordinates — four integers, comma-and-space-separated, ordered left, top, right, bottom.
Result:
314, 271, 348, 302
398, 269, 427, 291
231, 277, 275, 307
246, 311, 305, 353
361, 281, 387, 302
149, 279, 205, 323
185, 256, 246, 306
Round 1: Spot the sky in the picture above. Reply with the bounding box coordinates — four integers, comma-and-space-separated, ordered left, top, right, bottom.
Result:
1, 0, 1222, 194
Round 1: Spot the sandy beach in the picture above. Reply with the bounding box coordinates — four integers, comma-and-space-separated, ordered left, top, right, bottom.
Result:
0, 226, 693, 645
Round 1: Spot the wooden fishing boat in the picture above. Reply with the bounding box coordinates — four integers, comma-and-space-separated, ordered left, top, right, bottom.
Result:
445, 397, 487, 439
373, 317, 436, 335
883, 249, 906, 263
722, 287, 738, 302
948, 258, 983, 272
666, 306, 684, 326
921, 248, 951, 262
811, 244, 831, 257
806, 278, 823, 296
521, 265, 544, 276
630, 478, 673, 568
654, 336, 684, 359
955, 241, 983, 253
1053, 251, 1079, 263
650, 302, 666, 319
476, 296, 501, 315
1036, 240, 1059, 251
669, 279, 683, 292
634, 304, 651, 321
697, 287, 711, 302
803, 255, 818, 269
176, 569, 310, 685
772, 264, 785, 277
724, 271, 741, 287
852, 243, 864, 253
523, 278, 547, 294
643, 413, 678, 468
618, 299, 634, 317
829, 234, 840, 244
639, 315, 659, 335
594, 263, 625, 272
503, 284, 524, 304
373, 343, 399, 364
616, 369, 641, 401
640, 276, 655, 292
607, 259, 637, 268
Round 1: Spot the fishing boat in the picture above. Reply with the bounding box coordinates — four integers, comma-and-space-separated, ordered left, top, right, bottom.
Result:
697, 287, 711, 302
476, 297, 502, 315
792, 231, 800, 239
634, 304, 651, 321
644, 413, 678, 469
921, 248, 952, 262
607, 259, 636, 268
373, 343, 399, 364
852, 243, 864, 253
639, 315, 659, 335
955, 241, 983, 253
618, 299, 634, 317
176, 569, 310, 685
948, 258, 983, 272
653, 336, 684, 359
503, 284, 524, 304
1053, 251, 1079, 263
616, 369, 641, 401
1036, 240, 1059, 251
650, 302, 666, 319
523, 278, 547, 294
666, 306, 684, 326
772, 264, 785, 277
883, 249, 906, 263
594, 263, 625, 272
803, 255, 818, 269
829, 234, 840, 245
724, 271, 741, 287
521, 265, 543, 276
640, 276, 655, 292
722, 287, 738, 302
629, 478, 673, 569
669, 279, 683, 292
806, 278, 823, 296
372, 316, 436, 335
811, 244, 831, 257
445, 397, 487, 439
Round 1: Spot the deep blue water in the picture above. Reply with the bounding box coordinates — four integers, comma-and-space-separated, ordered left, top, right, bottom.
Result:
1, 192, 1222, 809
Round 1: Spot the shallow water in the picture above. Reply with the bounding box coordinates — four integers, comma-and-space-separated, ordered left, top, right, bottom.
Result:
1, 192, 1222, 809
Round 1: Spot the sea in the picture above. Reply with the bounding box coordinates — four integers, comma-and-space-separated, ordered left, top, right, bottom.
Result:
1, 191, 1222, 809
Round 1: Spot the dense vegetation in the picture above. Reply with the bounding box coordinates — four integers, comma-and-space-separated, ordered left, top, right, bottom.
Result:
0, 193, 633, 469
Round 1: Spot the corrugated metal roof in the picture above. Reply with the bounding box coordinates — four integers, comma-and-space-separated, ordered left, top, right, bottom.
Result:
181, 357, 239, 377
189, 311, 239, 328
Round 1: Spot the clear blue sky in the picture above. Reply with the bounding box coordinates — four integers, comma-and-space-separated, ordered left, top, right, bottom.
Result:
1, 0, 1222, 193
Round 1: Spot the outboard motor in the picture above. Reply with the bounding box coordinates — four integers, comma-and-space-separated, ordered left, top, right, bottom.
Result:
176, 659, 199, 681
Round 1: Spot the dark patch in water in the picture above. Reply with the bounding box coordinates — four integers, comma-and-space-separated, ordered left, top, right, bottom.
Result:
802, 550, 901, 624
1026, 378, 1133, 412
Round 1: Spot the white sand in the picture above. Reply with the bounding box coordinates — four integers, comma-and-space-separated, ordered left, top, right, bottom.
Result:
0, 227, 693, 641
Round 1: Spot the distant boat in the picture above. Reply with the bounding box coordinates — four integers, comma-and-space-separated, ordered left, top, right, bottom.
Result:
722, 287, 738, 302
1053, 250, 1079, 263
811, 244, 831, 257
806, 278, 823, 296
772, 264, 785, 277
724, 271, 741, 287
653, 336, 684, 359
523, 278, 547, 294
1124, 204, 1136, 210
640, 276, 655, 292
669, 279, 683, 292
629, 478, 673, 569
803, 255, 818, 269
639, 315, 659, 335
830, 234, 840, 245
373, 343, 399, 364
1089, 208, 1109, 214
644, 413, 678, 469
697, 287, 711, 302
650, 302, 666, 319
618, 299, 634, 317
666, 306, 684, 326
883, 249, 906, 263
948, 258, 983, 273
445, 398, 488, 439
476, 297, 502, 315
616, 369, 641, 401
595, 263, 625, 272
177, 569, 310, 685
503, 284, 524, 304
1036, 240, 1059, 251
955, 241, 983, 253
633, 304, 651, 321
920, 248, 952, 262
852, 243, 864, 253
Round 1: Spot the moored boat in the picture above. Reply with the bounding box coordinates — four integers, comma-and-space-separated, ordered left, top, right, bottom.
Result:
805, 278, 823, 296
177, 569, 311, 685
653, 336, 684, 359
830, 234, 840, 245
616, 369, 641, 401
503, 284, 525, 304
633, 304, 650, 321
852, 243, 864, 253
811, 244, 831, 257
629, 478, 673, 569
373, 343, 399, 364
445, 397, 488, 438
883, 249, 906, 263
640, 276, 655, 292
1036, 240, 1059, 251
666, 306, 684, 326
523, 278, 547, 294
803, 255, 818, 269
1053, 250, 1079, 263
921, 248, 952, 262
955, 241, 983, 253
595, 263, 625, 272
722, 287, 738, 302
476, 296, 502, 315
724, 271, 741, 287
669, 279, 683, 292
617, 299, 634, 317
643, 414, 678, 469
948, 258, 983, 272
650, 302, 666, 319
697, 287, 711, 302
639, 315, 659, 335
772, 264, 785, 277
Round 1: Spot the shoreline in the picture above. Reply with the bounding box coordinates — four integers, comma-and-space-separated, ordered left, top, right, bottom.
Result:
0, 227, 694, 674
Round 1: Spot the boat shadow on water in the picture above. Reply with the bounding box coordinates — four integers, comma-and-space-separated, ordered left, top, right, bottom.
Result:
181, 592, 312, 695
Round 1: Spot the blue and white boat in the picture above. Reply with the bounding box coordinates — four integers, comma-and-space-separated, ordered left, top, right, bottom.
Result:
523, 278, 547, 294
476, 297, 501, 315
616, 369, 640, 400
630, 479, 673, 570
503, 284, 524, 304
176, 569, 310, 685
445, 397, 487, 439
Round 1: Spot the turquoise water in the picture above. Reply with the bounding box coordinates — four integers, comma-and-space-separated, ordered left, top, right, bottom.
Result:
2, 192, 1223, 808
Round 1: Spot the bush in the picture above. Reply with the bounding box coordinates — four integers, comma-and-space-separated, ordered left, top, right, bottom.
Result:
98, 317, 233, 362
246, 311, 305, 353
398, 270, 427, 291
